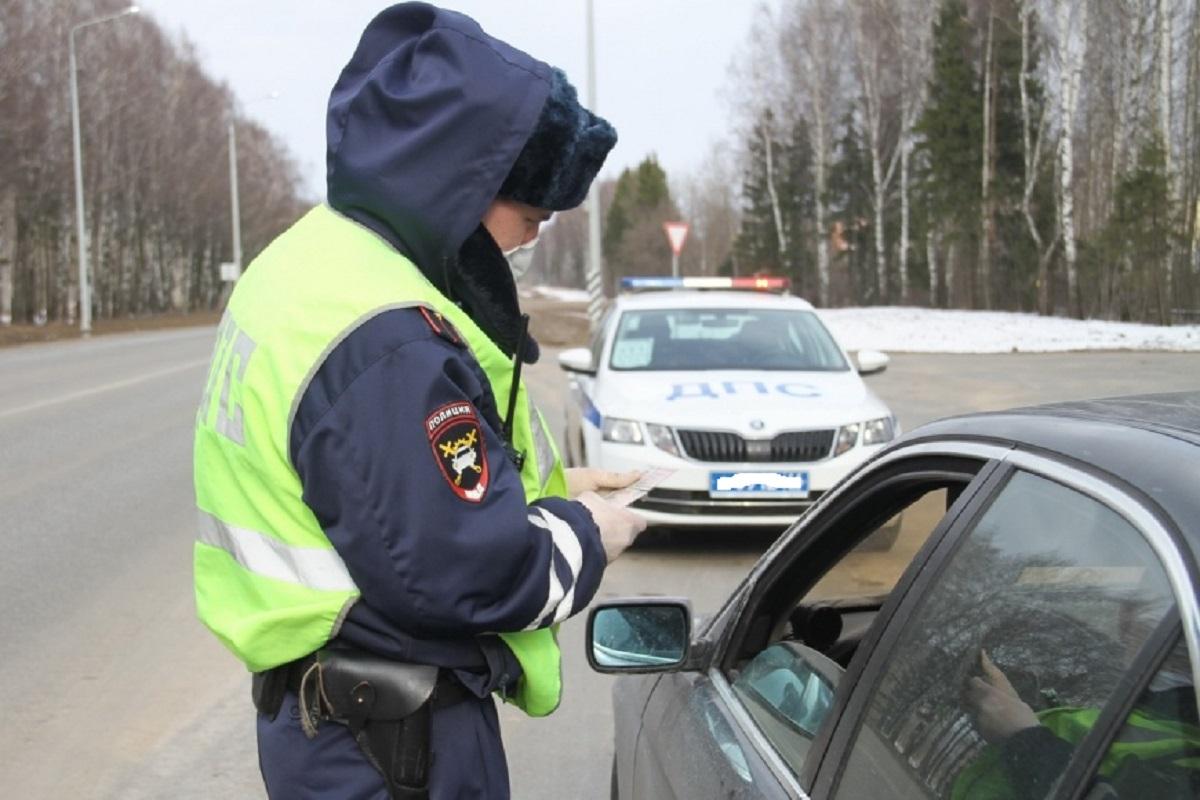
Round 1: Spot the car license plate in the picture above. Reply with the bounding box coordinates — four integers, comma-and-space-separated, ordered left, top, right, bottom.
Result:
709, 471, 809, 499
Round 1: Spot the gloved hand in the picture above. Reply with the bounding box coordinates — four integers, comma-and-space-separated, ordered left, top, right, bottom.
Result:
564, 467, 641, 498
575, 491, 647, 562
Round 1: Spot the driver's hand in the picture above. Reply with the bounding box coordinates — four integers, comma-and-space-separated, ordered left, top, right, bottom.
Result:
576, 491, 647, 562
565, 468, 640, 499
965, 649, 1040, 742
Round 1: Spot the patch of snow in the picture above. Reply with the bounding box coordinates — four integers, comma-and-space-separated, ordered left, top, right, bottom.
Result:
817, 306, 1200, 353
527, 285, 591, 303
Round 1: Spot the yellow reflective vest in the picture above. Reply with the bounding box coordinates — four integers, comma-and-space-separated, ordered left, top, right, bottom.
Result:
194, 204, 567, 716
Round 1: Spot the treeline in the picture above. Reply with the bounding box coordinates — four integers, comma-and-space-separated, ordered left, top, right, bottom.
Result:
537, 0, 1200, 324
0, 0, 308, 326
735, 0, 1200, 322
530, 155, 740, 296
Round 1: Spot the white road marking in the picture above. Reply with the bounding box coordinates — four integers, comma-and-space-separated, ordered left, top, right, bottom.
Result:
0, 358, 210, 420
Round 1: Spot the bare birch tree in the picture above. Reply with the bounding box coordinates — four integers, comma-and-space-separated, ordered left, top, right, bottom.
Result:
979, 3, 997, 309
1018, 0, 1059, 314
782, 0, 847, 306
896, 0, 936, 304
1191, 0, 1200, 275
0, 0, 307, 325
677, 142, 741, 277
849, 0, 903, 303
723, 0, 1198, 319
1157, 0, 1178, 301
1052, 0, 1087, 314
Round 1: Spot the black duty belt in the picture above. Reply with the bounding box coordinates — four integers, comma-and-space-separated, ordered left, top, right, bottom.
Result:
253, 646, 478, 800
280, 653, 475, 711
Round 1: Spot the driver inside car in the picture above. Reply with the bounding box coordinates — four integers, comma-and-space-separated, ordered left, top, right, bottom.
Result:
956, 646, 1200, 799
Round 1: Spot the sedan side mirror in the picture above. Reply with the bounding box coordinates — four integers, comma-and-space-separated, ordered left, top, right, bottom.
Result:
856, 350, 889, 375
587, 599, 691, 673
557, 347, 596, 375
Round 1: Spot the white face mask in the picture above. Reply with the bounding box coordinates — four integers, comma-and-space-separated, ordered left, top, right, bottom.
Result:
503, 236, 539, 281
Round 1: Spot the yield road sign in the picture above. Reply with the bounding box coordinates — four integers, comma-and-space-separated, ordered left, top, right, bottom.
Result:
663, 222, 689, 255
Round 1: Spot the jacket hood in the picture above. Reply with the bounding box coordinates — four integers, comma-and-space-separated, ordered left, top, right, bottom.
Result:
326, 3, 553, 277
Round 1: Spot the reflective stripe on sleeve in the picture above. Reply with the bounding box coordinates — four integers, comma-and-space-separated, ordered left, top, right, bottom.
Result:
197, 512, 359, 593
524, 507, 584, 628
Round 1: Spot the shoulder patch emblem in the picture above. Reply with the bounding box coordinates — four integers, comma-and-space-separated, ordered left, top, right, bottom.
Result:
419, 307, 464, 347
426, 402, 489, 502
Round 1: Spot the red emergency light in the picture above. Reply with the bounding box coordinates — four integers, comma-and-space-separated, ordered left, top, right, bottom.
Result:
620, 276, 790, 293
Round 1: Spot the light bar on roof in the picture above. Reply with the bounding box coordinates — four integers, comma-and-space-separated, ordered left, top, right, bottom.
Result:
620, 276, 790, 291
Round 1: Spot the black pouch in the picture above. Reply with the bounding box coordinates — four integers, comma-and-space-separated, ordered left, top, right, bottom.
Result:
251, 666, 289, 720
304, 645, 440, 800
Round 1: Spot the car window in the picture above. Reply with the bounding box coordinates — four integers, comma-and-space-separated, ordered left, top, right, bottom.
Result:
732, 642, 841, 775
609, 308, 849, 372
803, 489, 950, 611
1082, 635, 1200, 798
727, 486, 956, 780
832, 470, 1178, 800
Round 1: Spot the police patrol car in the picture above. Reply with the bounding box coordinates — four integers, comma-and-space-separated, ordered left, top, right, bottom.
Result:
557, 277, 897, 528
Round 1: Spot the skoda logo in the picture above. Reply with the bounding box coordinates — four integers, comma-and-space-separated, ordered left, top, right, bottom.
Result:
749, 419, 766, 431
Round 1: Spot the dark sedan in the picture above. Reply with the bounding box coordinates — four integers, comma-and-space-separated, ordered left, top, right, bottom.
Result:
588, 393, 1200, 799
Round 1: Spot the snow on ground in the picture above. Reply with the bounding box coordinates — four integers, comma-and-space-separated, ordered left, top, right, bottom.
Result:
525, 285, 591, 303
819, 306, 1200, 353
524, 286, 1200, 353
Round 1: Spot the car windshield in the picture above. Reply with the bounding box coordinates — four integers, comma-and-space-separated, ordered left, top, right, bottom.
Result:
609, 308, 849, 372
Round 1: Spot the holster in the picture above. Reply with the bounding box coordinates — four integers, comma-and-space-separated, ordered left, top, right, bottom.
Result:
252, 644, 470, 800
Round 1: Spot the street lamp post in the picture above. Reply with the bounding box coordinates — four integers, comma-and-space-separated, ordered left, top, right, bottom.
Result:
227, 118, 242, 274
225, 93, 278, 284
69, 5, 138, 335
584, 0, 605, 335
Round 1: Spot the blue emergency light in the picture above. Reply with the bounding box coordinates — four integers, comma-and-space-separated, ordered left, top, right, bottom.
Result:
620, 276, 790, 292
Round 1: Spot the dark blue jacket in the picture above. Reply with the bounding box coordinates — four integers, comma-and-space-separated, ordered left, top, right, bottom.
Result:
293, 3, 606, 694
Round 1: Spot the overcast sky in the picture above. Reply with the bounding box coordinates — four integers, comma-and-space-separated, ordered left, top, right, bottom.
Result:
137, 1, 765, 201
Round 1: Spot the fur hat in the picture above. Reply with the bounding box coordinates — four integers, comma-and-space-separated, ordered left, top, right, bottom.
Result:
498, 68, 617, 211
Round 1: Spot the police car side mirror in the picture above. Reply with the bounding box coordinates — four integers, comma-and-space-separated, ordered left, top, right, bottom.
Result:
558, 347, 596, 376
856, 350, 889, 375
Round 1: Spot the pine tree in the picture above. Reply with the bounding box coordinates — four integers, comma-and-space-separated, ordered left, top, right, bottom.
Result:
734, 109, 817, 292
829, 111, 875, 302
735, 110, 786, 277
602, 156, 679, 291
603, 167, 635, 262
781, 116, 816, 295
1104, 137, 1177, 323
916, 0, 982, 307
990, 0, 1051, 310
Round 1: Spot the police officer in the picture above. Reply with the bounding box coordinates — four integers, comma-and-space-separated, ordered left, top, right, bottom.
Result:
192, 4, 646, 797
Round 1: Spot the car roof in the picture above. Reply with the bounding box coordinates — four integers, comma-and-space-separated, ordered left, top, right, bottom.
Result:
906, 391, 1200, 548
612, 290, 817, 312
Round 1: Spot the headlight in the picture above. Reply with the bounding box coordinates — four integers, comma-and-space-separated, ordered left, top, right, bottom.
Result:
862, 416, 897, 446
834, 424, 860, 456
603, 417, 644, 445
645, 423, 680, 456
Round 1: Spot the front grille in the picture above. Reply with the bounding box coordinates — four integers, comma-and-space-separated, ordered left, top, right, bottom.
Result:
771, 430, 837, 461
676, 428, 836, 463
677, 430, 746, 461
633, 488, 824, 517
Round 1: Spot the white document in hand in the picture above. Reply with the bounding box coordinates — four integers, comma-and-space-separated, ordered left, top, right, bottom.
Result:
601, 468, 675, 508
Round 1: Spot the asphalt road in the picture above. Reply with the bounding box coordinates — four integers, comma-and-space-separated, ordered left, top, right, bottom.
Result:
0, 326, 1197, 798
